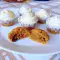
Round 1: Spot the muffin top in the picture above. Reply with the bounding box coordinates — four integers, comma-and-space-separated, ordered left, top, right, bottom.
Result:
46, 16, 60, 30
0, 10, 15, 21
18, 5, 38, 25
35, 9, 50, 20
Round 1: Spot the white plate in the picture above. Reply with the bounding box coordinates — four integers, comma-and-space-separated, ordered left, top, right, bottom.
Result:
0, 8, 60, 54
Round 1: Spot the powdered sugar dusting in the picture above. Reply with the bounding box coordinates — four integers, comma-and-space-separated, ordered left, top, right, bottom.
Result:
46, 15, 60, 30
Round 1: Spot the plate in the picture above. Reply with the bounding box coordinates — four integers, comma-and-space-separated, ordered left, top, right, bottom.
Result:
0, 8, 60, 54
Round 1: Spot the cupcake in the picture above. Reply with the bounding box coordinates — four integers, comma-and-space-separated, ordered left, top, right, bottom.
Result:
35, 9, 50, 24
18, 5, 38, 27
0, 9, 16, 26
46, 15, 60, 34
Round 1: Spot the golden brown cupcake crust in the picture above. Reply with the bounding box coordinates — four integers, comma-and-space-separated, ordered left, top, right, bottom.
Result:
47, 28, 60, 34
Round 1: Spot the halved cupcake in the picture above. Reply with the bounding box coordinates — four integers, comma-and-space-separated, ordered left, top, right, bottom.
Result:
46, 15, 60, 34
0, 9, 16, 26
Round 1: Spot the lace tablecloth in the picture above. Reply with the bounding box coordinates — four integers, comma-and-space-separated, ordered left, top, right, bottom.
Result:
0, 1, 60, 60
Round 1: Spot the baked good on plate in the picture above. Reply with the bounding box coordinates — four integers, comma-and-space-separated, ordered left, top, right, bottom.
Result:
46, 15, 60, 34
8, 27, 30, 42
35, 9, 50, 24
18, 5, 38, 27
0, 9, 16, 26
29, 29, 49, 44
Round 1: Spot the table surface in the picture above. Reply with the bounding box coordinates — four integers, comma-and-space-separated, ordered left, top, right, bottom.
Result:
0, 1, 60, 60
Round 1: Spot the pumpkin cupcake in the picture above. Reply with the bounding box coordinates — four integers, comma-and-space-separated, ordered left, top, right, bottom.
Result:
18, 5, 38, 27
46, 15, 60, 34
35, 9, 50, 24
0, 9, 16, 26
